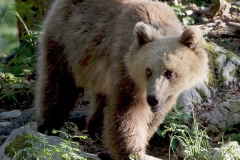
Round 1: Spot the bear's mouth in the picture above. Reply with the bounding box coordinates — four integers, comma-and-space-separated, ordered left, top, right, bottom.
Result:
150, 96, 171, 113
150, 102, 165, 112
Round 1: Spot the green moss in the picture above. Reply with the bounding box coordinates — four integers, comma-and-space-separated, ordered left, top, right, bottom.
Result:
197, 89, 206, 99
5, 134, 32, 158
202, 40, 240, 86
203, 40, 221, 87
224, 49, 240, 61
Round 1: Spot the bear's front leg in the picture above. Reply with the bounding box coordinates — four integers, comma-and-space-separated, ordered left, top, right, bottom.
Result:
103, 78, 151, 160
103, 106, 148, 160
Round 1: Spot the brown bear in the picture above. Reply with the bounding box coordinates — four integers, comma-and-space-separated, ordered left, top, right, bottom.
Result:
35, 0, 209, 159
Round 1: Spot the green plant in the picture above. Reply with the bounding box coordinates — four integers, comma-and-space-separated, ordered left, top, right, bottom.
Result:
0, 72, 34, 106
232, 5, 240, 12
0, 0, 19, 55
156, 104, 191, 149
221, 141, 240, 160
5, 130, 88, 160
1, 3, 40, 76
0, 5, 39, 109
224, 123, 240, 143
163, 111, 211, 160
171, 5, 194, 25
164, 104, 191, 126
5, 134, 55, 159
52, 130, 88, 160
129, 154, 140, 160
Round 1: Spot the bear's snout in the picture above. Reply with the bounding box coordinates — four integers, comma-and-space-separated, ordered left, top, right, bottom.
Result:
147, 95, 159, 107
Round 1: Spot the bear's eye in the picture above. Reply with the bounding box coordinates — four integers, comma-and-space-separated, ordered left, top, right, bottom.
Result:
146, 68, 152, 78
164, 70, 175, 80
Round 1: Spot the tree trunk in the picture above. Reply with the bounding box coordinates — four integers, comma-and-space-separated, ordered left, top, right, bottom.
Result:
15, 0, 52, 41
210, 0, 231, 16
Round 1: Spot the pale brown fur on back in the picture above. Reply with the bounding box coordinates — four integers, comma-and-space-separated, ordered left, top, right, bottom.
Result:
35, 0, 208, 160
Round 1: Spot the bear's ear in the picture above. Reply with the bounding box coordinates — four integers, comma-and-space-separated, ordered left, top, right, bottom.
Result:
134, 22, 158, 47
180, 26, 203, 49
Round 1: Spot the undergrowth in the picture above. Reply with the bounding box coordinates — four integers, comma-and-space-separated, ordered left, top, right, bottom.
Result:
5, 129, 88, 160
0, 5, 39, 110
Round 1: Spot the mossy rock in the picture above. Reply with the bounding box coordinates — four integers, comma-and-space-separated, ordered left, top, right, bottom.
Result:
203, 40, 240, 87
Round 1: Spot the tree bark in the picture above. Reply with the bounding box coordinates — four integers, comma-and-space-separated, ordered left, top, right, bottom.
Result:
15, 0, 52, 41
210, 0, 231, 16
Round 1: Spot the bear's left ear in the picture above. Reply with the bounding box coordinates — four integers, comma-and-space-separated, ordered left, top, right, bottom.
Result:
134, 22, 158, 47
180, 26, 203, 49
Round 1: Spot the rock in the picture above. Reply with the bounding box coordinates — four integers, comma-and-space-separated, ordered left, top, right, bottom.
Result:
214, 109, 224, 122
207, 124, 219, 133
206, 98, 213, 104
0, 126, 101, 160
182, 103, 195, 114
0, 108, 35, 136
222, 61, 237, 86
185, 10, 193, 16
211, 148, 222, 160
178, 88, 202, 114
230, 57, 240, 66
0, 110, 21, 120
196, 83, 211, 99
197, 112, 212, 124
210, 87, 217, 95
217, 121, 226, 130
226, 113, 240, 126
216, 54, 227, 74
198, 17, 209, 24
197, 101, 240, 134
218, 102, 231, 116
0, 122, 11, 127
0, 108, 91, 136
219, 141, 240, 160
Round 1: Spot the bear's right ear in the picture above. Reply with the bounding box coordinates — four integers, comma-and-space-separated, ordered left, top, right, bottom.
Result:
134, 22, 158, 47
180, 26, 203, 49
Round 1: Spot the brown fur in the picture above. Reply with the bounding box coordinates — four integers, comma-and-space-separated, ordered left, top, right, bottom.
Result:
35, 0, 208, 159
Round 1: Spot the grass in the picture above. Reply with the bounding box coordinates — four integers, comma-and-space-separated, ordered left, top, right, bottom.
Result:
0, 0, 19, 56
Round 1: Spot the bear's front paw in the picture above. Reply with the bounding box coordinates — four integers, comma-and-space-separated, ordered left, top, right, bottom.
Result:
145, 155, 162, 160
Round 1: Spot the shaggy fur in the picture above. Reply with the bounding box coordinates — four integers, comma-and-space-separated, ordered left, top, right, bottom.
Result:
35, 0, 208, 159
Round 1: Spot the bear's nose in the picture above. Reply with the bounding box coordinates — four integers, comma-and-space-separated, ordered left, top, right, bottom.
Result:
147, 95, 159, 106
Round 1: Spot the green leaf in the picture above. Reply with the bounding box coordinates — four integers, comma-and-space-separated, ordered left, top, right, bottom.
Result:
171, 138, 178, 150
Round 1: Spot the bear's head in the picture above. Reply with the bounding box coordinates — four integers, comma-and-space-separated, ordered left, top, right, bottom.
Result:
125, 22, 208, 112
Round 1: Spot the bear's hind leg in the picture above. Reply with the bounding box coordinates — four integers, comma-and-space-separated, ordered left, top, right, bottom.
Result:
36, 71, 83, 134
87, 94, 106, 140
35, 45, 84, 134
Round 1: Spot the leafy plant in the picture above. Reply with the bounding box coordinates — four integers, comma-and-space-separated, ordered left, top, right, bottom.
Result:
0, 5, 39, 109
162, 111, 211, 160
0, 0, 19, 54
232, 5, 240, 12
0, 72, 34, 108
156, 104, 191, 149
129, 154, 140, 160
5, 130, 88, 160
164, 104, 191, 127
171, 5, 194, 25
221, 141, 240, 160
